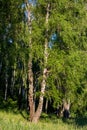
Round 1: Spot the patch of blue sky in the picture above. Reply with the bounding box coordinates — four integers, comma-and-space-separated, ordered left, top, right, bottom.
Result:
28, 0, 36, 6
51, 33, 57, 41
49, 41, 53, 49
24, 11, 28, 19
21, 3, 26, 8
9, 39, 13, 44
49, 33, 57, 49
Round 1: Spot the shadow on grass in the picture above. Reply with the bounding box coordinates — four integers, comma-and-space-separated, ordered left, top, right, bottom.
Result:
62, 116, 87, 127
19, 110, 29, 121
41, 113, 60, 124
0, 98, 87, 127
75, 117, 87, 127
41, 112, 87, 127
0, 98, 29, 121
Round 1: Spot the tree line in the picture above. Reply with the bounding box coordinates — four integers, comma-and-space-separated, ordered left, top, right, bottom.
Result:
0, 0, 87, 123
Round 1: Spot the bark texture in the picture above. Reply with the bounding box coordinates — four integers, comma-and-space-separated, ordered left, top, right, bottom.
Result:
27, 2, 35, 121
27, 2, 50, 123
31, 3, 50, 123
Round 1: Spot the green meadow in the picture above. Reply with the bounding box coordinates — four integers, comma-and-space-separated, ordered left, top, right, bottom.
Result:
0, 110, 87, 130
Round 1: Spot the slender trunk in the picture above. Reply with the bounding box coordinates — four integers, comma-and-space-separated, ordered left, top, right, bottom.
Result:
63, 100, 70, 118
28, 59, 35, 121
45, 99, 48, 113
11, 68, 15, 96
4, 72, 8, 101
32, 3, 50, 123
32, 68, 47, 122
26, 2, 35, 121
0, 62, 2, 73
18, 87, 22, 110
63, 100, 70, 111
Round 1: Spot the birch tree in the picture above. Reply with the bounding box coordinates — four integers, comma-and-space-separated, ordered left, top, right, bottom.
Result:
25, 0, 50, 122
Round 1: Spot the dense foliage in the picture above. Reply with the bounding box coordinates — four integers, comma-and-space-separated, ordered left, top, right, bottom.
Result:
0, 0, 87, 122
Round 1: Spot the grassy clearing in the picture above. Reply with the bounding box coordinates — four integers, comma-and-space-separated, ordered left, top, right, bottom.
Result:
0, 110, 87, 130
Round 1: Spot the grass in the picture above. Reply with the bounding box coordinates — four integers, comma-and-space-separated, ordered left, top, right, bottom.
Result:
0, 99, 87, 130
0, 110, 87, 130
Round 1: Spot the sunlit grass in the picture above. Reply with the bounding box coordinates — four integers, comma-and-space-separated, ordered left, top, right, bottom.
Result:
0, 110, 87, 130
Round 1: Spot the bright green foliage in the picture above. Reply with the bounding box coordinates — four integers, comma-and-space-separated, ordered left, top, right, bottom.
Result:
0, 0, 87, 118
35, 0, 87, 113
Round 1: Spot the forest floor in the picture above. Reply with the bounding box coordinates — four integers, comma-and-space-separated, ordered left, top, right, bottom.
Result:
0, 109, 87, 130
0, 99, 87, 130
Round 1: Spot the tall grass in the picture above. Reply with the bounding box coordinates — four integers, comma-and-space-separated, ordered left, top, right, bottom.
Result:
0, 110, 87, 130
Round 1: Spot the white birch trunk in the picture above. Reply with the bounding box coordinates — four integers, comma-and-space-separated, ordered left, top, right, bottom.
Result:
32, 3, 50, 123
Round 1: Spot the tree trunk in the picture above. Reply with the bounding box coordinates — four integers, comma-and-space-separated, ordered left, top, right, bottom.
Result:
45, 99, 48, 113
63, 100, 70, 118
28, 60, 35, 121
11, 68, 15, 97
27, 1, 50, 122
31, 3, 50, 123
4, 72, 8, 101
0, 62, 2, 73
32, 68, 48, 122
26, 2, 35, 121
